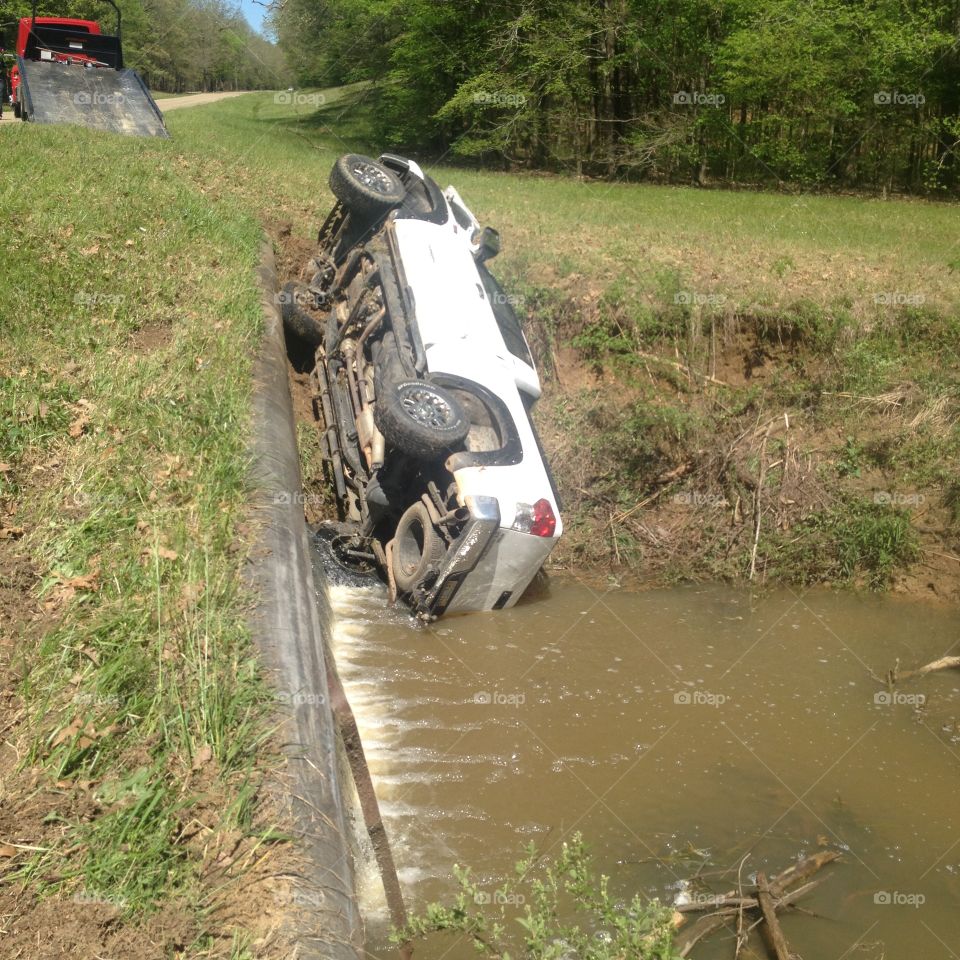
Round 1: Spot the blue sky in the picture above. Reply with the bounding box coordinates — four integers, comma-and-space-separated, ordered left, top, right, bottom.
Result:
238, 0, 269, 36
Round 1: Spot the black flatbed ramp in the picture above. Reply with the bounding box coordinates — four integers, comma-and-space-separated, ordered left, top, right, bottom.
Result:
18, 58, 168, 138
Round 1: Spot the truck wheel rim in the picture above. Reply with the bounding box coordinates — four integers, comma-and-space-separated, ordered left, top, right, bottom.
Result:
401, 388, 453, 428
350, 160, 395, 196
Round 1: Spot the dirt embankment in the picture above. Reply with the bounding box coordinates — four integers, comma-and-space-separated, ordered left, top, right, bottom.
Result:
270, 223, 960, 604
523, 269, 960, 602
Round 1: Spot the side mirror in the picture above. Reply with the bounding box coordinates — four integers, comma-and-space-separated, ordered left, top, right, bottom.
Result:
473, 226, 500, 263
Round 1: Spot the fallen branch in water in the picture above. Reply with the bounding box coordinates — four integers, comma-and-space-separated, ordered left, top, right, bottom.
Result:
882, 654, 960, 686
674, 849, 840, 957
756, 872, 790, 960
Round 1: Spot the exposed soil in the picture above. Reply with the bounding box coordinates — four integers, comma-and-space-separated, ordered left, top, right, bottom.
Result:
535, 330, 960, 603
0, 541, 39, 641
267, 218, 316, 283
128, 321, 173, 354
1, 888, 200, 960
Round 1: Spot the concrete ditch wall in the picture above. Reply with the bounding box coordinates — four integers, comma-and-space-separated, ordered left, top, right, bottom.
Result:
248, 240, 364, 959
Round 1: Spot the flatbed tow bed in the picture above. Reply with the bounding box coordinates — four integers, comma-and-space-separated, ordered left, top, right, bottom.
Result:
8, 0, 166, 137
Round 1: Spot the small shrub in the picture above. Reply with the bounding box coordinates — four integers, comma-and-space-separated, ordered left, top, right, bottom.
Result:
836, 436, 863, 478
772, 255, 795, 278
393, 834, 680, 960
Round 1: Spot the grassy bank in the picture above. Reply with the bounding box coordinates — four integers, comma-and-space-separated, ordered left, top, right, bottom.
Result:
0, 122, 286, 956
163, 87, 960, 598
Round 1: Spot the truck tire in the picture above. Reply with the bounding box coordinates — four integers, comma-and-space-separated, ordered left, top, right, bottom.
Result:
375, 379, 470, 459
280, 281, 324, 347
392, 502, 446, 594
329, 154, 405, 221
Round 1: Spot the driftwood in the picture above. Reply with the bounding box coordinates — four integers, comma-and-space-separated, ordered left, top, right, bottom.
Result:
884, 654, 960, 686
768, 850, 839, 895
734, 854, 752, 959
675, 850, 840, 958
756, 872, 790, 960
676, 912, 732, 956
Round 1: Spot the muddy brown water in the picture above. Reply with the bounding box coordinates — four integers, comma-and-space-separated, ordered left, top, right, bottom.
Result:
323, 571, 960, 959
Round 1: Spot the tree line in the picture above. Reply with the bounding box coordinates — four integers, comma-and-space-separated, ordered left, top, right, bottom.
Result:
273, 0, 960, 193
1, 0, 291, 92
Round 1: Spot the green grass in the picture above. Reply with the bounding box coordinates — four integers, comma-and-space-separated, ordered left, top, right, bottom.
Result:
160, 88, 960, 326
0, 118, 275, 948
768, 498, 921, 589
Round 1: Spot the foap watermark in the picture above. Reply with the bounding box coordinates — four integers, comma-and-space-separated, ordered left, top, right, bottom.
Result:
474, 890, 526, 906
275, 287, 315, 309
70, 491, 129, 508
273, 491, 328, 507
74, 691, 122, 707
873, 491, 925, 507
874, 91, 925, 107
874, 890, 925, 907
674, 689, 727, 707
874, 292, 926, 307
672, 491, 728, 508
492, 290, 525, 308
874, 691, 926, 707
67, 490, 140, 510
473, 91, 527, 108
680, 890, 731, 909
674, 291, 727, 307
74, 91, 125, 106
275, 90, 326, 107
673, 90, 725, 107
75, 292, 125, 308
473, 690, 526, 707
277, 888, 325, 908
73, 889, 127, 908
275, 690, 326, 706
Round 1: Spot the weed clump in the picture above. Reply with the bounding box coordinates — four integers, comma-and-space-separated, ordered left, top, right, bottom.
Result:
768, 499, 920, 589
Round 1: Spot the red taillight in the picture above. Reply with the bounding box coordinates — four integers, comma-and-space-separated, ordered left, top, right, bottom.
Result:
530, 498, 556, 538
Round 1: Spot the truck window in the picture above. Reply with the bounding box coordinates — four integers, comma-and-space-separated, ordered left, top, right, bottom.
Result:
477, 265, 533, 367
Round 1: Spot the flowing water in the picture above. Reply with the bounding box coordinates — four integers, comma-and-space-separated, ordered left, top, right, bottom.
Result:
322, 564, 960, 959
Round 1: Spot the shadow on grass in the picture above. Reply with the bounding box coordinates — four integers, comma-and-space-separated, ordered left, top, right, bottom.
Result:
263, 82, 378, 153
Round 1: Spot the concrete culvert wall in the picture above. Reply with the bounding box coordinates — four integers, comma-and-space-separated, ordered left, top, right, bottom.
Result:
248, 239, 364, 960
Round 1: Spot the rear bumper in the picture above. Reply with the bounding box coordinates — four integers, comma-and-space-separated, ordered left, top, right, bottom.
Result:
413, 496, 557, 619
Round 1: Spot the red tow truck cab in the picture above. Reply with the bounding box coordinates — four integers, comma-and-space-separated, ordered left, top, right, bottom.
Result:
10, 17, 103, 116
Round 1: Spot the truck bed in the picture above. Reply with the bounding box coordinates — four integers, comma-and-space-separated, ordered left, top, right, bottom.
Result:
17, 57, 168, 137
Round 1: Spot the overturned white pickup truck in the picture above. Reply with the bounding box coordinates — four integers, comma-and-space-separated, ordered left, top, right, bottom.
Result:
282, 153, 562, 620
